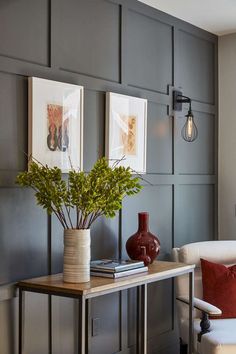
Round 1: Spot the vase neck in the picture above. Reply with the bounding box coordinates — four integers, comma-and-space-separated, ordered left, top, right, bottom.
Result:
138, 212, 149, 232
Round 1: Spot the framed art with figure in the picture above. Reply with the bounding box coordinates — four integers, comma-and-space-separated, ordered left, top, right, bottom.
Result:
28, 77, 83, 172
106, 92, 147, 174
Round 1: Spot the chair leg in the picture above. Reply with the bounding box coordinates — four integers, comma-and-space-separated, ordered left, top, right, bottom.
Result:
198, 311, 211, 342
179, 338, 188, 354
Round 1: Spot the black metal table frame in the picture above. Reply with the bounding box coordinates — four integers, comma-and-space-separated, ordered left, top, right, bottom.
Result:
18, 268, 194, 354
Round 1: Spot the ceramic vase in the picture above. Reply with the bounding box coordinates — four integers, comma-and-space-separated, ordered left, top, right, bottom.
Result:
126, 212, 160, 266
63, 229, 91, 283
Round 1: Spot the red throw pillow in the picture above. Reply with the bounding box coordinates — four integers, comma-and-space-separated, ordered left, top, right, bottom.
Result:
201, 258, 236, 319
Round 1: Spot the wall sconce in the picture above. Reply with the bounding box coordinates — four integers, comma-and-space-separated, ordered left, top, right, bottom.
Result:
173, 90, 198, 142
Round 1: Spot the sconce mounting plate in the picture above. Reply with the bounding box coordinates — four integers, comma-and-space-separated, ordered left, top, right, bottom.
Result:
173, 90, 182, 111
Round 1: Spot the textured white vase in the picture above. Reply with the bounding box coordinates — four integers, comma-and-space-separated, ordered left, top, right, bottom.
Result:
63, 229, 91, 283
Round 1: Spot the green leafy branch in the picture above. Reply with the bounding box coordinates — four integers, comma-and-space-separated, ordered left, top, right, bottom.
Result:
16, 157, 142, 230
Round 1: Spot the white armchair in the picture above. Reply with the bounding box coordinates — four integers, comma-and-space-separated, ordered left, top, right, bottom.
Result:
172, 241, 236, 354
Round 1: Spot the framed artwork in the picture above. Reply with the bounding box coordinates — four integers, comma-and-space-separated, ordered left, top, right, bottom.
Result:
28, 77, 83, 172
106, 92, 147, 174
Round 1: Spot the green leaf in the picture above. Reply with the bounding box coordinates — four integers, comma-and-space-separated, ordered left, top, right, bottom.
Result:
16, 157, 143, 229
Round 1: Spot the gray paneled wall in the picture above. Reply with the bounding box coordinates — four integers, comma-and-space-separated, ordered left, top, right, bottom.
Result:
0, 0, 218, 353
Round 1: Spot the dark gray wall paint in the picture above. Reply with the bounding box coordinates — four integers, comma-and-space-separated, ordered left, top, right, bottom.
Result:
0, 0, 218, 353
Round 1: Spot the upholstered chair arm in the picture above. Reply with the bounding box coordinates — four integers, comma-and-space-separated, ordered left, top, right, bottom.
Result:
177, 295, 222, 342
177, 295, 222, 316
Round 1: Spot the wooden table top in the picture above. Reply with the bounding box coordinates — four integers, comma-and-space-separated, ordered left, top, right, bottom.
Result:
18, 261, 194, 298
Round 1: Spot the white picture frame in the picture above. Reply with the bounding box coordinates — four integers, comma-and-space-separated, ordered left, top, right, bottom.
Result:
106, 92, 147, 174
28, 77, 83, 172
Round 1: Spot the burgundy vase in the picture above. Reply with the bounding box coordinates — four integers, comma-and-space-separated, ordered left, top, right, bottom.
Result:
126, 212, 160, 266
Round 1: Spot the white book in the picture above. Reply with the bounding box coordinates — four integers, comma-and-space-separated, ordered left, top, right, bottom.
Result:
90, 259, 145, 273
91, 266, 148, 278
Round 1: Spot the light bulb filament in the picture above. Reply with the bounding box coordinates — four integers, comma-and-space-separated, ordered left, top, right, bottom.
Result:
187, 116, 193, 138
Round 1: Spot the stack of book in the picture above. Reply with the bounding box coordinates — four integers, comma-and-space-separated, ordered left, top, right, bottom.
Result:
90, 259, 148, 278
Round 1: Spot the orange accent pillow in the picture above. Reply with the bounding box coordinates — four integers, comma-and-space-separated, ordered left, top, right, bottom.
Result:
201, 258, 236, 319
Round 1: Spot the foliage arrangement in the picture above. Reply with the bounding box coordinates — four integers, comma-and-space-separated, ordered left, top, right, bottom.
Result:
16, 157, 142, 229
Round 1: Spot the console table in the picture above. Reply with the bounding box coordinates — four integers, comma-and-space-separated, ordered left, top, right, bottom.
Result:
18, 261, 195, 354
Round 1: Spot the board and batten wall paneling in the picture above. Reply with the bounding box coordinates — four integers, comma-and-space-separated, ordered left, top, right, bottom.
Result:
0, 0, 218, 353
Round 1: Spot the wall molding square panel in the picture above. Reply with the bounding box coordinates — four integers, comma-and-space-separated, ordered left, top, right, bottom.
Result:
178, 30, 215, 105
126, 9, 173, 94
148, 280, 173, 338
176, 111, 215, 175
0, 0, 50, 66
90, 293, 121, 354
0, 188, 48, 285
83, 90, 105, 172
55, 0, 121, 82
175, 184, 215, 247
52, 297, 77, 354
0, 73, 27, 173
147, 102, 173, 174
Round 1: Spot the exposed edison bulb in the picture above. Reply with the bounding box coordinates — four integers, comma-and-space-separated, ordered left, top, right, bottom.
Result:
181, 113, 198, 142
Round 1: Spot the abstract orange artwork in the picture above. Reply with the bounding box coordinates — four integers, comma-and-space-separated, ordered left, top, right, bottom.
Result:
47, 104, 69, 152
120, 115, 137, 156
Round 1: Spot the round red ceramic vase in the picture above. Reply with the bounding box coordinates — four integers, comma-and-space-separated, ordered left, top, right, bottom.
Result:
126, 212, 160, 266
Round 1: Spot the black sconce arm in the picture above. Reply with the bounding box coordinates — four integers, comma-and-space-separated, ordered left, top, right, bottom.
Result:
176, 94, 191, 104
173, 91, 192, 112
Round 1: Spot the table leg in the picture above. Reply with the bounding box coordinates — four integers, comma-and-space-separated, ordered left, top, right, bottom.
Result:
48, 294, 52, 354
188, 271, 194, 354
141, 284, 148, 354
137, 284, 148, 354
78, 296, 88, 354
18, 288, 25, 354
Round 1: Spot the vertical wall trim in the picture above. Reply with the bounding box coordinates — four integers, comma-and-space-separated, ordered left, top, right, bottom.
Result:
172, 184, 175, 249
48, 0, 52, 68
120, 4, 128, 85
47, 215, 52, 275
171, 26, 175, 87
173, 25, 180, 88
47, 215, 52, 354
119, 210, 122, 259
119, 4, 122, 84
171, 114, 175, 175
